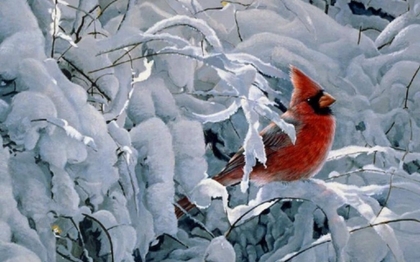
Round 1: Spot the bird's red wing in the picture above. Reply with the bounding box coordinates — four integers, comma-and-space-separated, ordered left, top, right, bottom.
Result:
214, 147, 245, 180
213, 122, 293, 185
260, 122, 293, 156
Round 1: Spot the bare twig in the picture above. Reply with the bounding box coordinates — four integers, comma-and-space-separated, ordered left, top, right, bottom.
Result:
61, 57, 94, 84
57, 249, 80, 262
89, 52, 186, 73
195, 7, 223, 15
174, 202, 215, 239
162, 233, 189, 248
117, 0, 134, 31
98, 0, 119, 19
354, 218, 420, 232
234, 10, 243, 42
325, 168, 420, 184
99, 37, 186, 64
148, 23, 218, 49
225, 197, 328, 238
58, 215, 91, 261
385, 121, 395, 135
57, 45, 74, 61
284, 218, 420, 261
374, 170, 395, 219
82, 213, 115, 262
62, 57, 111, 101
225, 198, 279, 238
361, 27, 382, 33
112, 44, 139, 65
282, 0, 312, 33
403, 64, 420, 109
378, 39, 393, 50
74, 5, 101, 42
357, 26, 362, 45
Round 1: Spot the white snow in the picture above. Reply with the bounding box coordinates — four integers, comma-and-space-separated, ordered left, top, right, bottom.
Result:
1, 0, 420, 261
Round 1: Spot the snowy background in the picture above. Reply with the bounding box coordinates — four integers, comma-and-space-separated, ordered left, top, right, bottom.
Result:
0, 0, 420, 261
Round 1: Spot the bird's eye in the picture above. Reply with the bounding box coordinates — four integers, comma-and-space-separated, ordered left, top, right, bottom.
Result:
307, 98, 311, 102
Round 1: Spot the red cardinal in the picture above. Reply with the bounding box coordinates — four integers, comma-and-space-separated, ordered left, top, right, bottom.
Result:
176, 66, 336, 218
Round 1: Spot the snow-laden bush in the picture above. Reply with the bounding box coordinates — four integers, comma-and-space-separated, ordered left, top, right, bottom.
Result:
0, 0, 419, 261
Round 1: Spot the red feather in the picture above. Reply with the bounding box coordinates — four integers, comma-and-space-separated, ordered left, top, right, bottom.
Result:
175, 66, 336, 218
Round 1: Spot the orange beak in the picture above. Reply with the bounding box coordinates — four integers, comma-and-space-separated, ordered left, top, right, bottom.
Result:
318, 92, 335, 108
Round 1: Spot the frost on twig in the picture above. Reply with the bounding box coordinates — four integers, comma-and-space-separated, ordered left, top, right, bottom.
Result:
32, 117, 97, 151
227, 179, 407, 262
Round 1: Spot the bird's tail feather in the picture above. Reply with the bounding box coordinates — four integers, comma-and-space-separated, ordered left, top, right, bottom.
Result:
175, 196, 197, 218
175, 171, 242, 219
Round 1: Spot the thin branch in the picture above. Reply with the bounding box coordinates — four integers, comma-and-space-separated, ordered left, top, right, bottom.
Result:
282, 0, 312, 33
325, 168, 420, 184
91, 50, 237, 76
60, 3, 99, 39
228, 119, 241, 140
51, 0, 59, 58
82, 213, 115, 262
89, 52, 187, 73
173, 202, 215, 239
106, 223, 132, 231
352, 218, 420, 232
75, 179, 90, 197
125, 46, 135, 73
357, 26, 362, 45
99, 37, 187, 64
87, 31, 108, 38
225, 197, 328, 238
98, 0, 119, 19
385, 121, 395, 135
86, 6, 101, 30
62, 57, 95, 85
162, 233, 189, 249
62, 57, 111, 101
195, 7, 223, 15
374, 170, 394, 219
60, 3, 97, 21
284, 218, 420, 262
392, 185, 420, 197
73, 5, 100, 42
57, 44, 74, 61
403, 64, 420, 109
117, 0, 134, 31
57, 249, 80, 262
225, 198, 279, 238
112, 44, 139, 65
74, 6, 90, 43
361, 27, 382, 33
234, 10, 243, 42
74, 10, 86, 42
283, 240, 329, 262
378, 39, 393, 50
409, 118, 413, 141
148, 23, 218, 49
58, 215, 91, 261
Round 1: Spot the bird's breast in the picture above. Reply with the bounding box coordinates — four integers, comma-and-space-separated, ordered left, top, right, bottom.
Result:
252, 115, 335, 183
